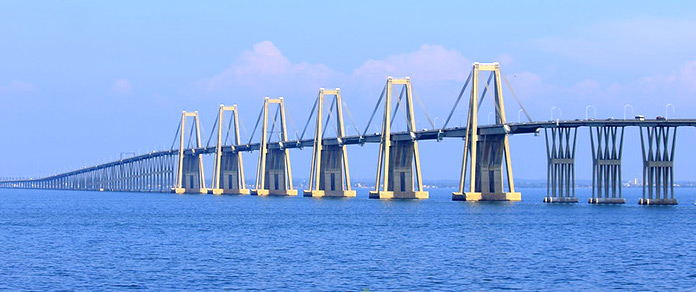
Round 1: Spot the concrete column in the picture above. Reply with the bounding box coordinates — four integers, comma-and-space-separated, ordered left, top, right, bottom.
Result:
177, 153, 207, 194
305, 145, 356, 197
543, 127, 578, 203
639, 126, 678, 205
217, 151, 250, 195
588, 126, 625, 204
454, 134, 521, 201
370, 140, 428, 199
253, 148, 297, 196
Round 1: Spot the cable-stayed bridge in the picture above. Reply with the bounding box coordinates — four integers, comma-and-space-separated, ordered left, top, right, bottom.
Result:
1, 62, 690, 205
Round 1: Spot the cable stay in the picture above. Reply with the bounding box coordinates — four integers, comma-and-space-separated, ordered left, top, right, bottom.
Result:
340, 100, 361, 136
442, 71, 472, 130
170, 119, 182, 150
390, 85, 408, 131
363, 84, 387, 136
284, 108, 301, 141
223, 111, 235, 146
477, 72, 495, 111
321, 96, 337, 138
268, 105, 281, 142
205, 112, 220, 148
412, 90, 435, 130
502, 71, 533, 123
247, 104, 265, 145
299, 94, 320, 141
186, 121, 196, 149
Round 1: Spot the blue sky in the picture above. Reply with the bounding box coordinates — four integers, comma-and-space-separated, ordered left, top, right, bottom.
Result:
2, 1, 696, 182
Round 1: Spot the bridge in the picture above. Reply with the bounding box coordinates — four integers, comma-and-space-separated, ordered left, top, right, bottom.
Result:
0, 62, 689, 205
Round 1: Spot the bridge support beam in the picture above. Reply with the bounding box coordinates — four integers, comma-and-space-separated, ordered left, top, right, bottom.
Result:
210, 105, 249, 195
638, 126, 678, 205
252, 97, 297, 197
543, 127, 578, 203
453, 62, 519, 201
304, 89, 355, 198
173, 111, 207, 194
588, 126, 626, 204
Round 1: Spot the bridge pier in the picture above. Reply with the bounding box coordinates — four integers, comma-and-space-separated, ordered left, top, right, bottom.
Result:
370, 77, 428, 199
304, 89, 355, 198
370, 140, 428, 199
543, 127, 579, 203
453, 62, 519, 201
252, 97, 297, 196
173, 111, 207, 194
176, 153, 207, 194
588, 126, 626, 204
638, 126, 678, 205
212, 152, 249, 195
210, 105, 249, 195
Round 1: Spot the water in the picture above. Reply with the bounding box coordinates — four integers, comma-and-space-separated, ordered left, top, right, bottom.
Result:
1, 187, 695, 291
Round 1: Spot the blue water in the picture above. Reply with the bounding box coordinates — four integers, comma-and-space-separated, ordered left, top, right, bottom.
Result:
1, 187, 695, 291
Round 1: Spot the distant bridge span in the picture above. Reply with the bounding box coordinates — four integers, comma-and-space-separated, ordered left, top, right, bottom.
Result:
0, 62, 689, 205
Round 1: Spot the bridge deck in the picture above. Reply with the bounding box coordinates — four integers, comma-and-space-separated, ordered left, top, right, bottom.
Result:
3, 119, 695, 183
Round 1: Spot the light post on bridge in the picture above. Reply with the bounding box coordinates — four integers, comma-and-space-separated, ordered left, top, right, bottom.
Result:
551, 107, 562, 121
623, 104, 634, 120
665, 103, 675, 119
585, 105, 596, 120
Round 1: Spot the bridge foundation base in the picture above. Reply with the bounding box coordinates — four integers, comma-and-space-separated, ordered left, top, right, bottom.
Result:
369, 191, 428, 200
210, 188, 250, 195
588, 197, 625, 204
452, 192, 521, 201
173, 188, 207, 194
303, 190, 357, 198
543, 196, 578, 203
251, 189, 298, 196
638, 198, 678, 205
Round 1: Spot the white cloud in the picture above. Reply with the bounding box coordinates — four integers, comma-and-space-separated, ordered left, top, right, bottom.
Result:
204, 41, 337, 92
352, 44, 472, 83
199, 41, 696, 122
112, 79, 132, 95
0, 80, 34, 94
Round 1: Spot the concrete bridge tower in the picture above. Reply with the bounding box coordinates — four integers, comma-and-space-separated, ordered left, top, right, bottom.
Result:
304, 88, 356, 198
210, 104, 250, 195
369, 77, 429, 200
251, 97, 297, 196
453, 62, 520, 201
173, 111, 207, 194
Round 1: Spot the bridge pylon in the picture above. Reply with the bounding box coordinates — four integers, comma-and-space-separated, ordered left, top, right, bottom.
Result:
543, 126, 579, 203
588, 126, 626, 204
173, 111, 207, 194
638, 125, 678, 205
369, 77, 429, 200
303, 88, 356, 198
210, 104, 250, 195
453, 62, 520, 201
251, 97, 297, 196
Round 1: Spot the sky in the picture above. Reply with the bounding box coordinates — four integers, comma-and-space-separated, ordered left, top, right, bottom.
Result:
2, 1, 696, 183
